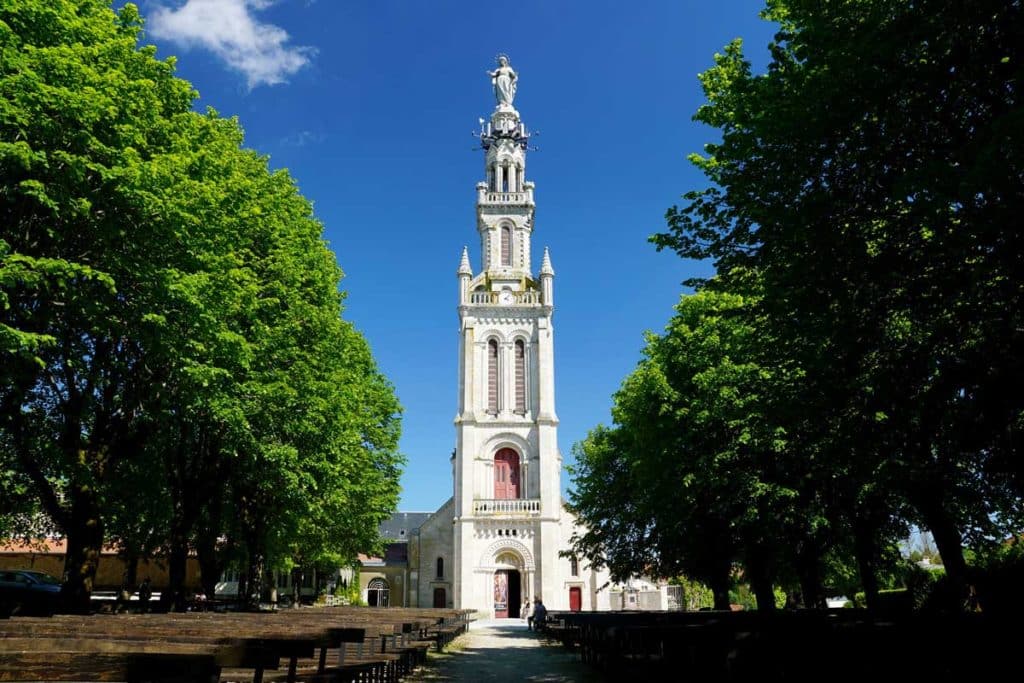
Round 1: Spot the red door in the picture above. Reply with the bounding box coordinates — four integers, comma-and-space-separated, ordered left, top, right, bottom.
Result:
569, 587, 582, 612
494, 449, 520, 499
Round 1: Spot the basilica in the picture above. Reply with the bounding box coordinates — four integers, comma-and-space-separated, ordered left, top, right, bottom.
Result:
360, 58, 613, 617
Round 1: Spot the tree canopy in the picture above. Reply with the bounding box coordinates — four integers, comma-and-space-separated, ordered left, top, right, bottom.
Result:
0, 0, 402, 611
570, 0, 1023, 611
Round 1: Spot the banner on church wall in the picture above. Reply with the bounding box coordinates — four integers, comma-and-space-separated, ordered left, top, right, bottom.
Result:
494, 571, 508, 611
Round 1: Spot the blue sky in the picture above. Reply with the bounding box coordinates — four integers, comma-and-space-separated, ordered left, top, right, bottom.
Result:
136, 0, 779, 511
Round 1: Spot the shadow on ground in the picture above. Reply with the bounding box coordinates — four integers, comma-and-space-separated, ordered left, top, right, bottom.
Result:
411, 619, 601, 683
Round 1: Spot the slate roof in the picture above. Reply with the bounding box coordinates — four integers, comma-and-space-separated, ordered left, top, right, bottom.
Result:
378, 512, 432, 542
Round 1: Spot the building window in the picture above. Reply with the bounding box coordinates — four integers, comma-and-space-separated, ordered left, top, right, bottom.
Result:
500, 226, 511, 266
514, 340, 526, 414
487, 339, 499, 414
436, 557, 444, 579
367, 578, 390, 607
570, 556, 579, 577
494, 448, 520, 499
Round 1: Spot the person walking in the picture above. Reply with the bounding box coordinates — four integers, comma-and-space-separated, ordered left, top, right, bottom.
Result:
523, 599, 533, 628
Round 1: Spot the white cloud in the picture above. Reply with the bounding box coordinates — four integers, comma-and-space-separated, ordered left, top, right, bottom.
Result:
280, 130, 325, 147
148, 1, 315, 89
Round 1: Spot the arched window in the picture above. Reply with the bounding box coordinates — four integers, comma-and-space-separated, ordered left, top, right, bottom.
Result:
487, 339, 499, 414
367, 578, 389, 607
500, 226, 512, 266
436, 557, 444, 579
570, 556, 579, 577
514, 340, 526, 414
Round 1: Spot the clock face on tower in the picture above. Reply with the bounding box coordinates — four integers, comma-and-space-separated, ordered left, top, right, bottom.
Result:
499, 290, 514, 305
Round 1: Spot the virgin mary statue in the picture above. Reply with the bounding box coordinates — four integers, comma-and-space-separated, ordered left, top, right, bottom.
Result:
488, 55, 517, 107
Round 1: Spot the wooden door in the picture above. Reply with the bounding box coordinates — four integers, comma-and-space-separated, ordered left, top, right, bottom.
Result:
494, 448, 520, 499
569, 586, 582, 612
433, 587, 446, 608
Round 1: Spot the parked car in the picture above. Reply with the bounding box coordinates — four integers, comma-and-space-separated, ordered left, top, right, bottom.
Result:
0, 569, 62, 615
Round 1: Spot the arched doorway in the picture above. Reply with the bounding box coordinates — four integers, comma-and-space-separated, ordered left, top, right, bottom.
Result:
367, 578, 389, 607
494, 448, 520, 499
493, 551, 523, 619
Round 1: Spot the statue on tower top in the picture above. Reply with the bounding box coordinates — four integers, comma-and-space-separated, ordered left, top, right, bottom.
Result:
487, 54, 517, 108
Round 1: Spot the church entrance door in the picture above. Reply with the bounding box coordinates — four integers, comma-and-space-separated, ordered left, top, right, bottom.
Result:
493, 569, 521, 618
494, 449, 520, 499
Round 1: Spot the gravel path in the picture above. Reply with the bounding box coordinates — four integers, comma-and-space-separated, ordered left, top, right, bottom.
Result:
410, 619, 601, 682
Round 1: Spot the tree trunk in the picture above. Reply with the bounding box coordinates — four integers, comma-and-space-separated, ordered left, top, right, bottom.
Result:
291, 566, 302, 607
795, 540, 826, 609
196, 533, 222, 602
746, 547, 776, 612
709, 567, 732, 611
167, 532, 189, 612
914, 497, 969, 609
236, 564, 249, 609
60, 481, 105, 614
853, 518, 880, 611
243, 527, 265, 611
195, 491, 225, 601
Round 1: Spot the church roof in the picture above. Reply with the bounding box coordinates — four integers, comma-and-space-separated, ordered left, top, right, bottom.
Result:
378, 512, 432, 541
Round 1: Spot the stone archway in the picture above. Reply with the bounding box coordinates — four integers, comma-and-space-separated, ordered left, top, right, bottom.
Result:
492, 550, 523, 619
479, 538, 535, 571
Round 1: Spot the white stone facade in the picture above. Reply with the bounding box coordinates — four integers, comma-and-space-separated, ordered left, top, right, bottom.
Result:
408, 62, 611, 618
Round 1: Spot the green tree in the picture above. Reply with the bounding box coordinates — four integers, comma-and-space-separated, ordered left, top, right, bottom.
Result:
1, 0, 402, 612
571, 288, 797, 610
653, 0, 1024, 607
0, 0, 197, 611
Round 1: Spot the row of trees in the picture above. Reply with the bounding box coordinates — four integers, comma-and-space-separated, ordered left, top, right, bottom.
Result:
569, 0, 1023, 611
0, 1, 403, 612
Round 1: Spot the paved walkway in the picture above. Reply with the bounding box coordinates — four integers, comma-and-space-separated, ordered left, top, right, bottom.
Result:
410, 619, 601, 682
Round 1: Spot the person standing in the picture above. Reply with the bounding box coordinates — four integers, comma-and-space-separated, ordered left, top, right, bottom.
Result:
522, 599, 532, 627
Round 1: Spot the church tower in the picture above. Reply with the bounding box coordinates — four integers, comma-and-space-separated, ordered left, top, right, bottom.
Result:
449, 55, 572, 617
404, 56, 608, 616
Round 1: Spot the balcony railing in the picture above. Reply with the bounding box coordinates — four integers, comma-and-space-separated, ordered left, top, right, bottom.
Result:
473, 498, 541, 516
477, 189, 534, 205
468, 290, 542, 305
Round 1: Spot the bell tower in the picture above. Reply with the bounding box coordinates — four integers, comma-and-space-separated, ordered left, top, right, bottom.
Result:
451, 56, 564, 617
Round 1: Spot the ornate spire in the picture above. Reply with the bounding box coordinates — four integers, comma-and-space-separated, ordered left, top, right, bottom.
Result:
540, 247, 554, 276
458, 246, 472, 275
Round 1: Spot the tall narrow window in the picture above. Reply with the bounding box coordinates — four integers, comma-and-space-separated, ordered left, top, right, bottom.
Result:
514, 340, 526, 414
436, 557, 444, 579
500, 226, 511, 266
570, 556, 579, 577
494, 449, 520, 499
487, 339, 499, 414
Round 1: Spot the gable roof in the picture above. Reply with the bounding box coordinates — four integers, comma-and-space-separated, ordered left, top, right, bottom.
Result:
378, 512, 432, 541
